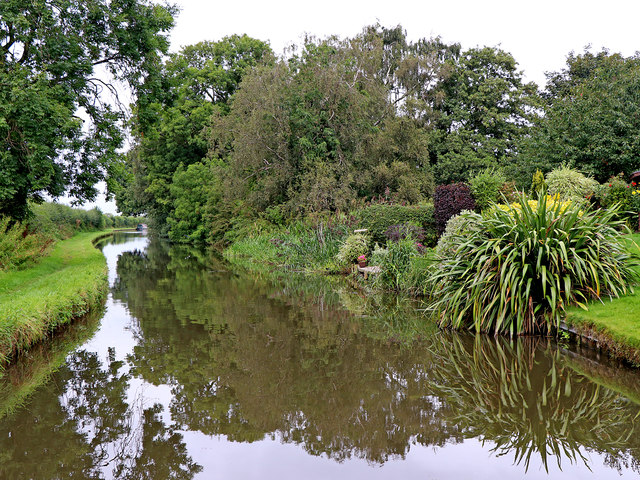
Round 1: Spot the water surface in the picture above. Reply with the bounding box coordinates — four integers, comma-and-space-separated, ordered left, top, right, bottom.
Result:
1, 232, 640, 479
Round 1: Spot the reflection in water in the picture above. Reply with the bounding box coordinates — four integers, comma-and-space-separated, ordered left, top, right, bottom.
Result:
1, 233, 640, 478
0, 347, 201, 479
428, 334, 640, 472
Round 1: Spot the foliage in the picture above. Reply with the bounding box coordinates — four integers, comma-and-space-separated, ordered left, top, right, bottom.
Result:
336, 233, 371, 266
431, 47, 541, 184
355, 203, 436, 245
167, 161, 218, 244
0, 217, 49, 271
434, 210, 480, 259
524, 50, 640, 182
371, 238, 426, 292
469, 168, 507, 210
0, 0, 177, 220
224, 214, 355, 272
545, 165, 599, 204
428, 194, 638, 335
597, 174, 632, 210
530, 169, 546, 197
117, 35, 272, 232
433, 183, 476, 234
499, 181, 520, 204
384, 222, 425, 243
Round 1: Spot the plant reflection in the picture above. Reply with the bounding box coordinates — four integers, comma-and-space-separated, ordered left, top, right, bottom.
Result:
113, 238, 640, 474
427, 334, 640, 472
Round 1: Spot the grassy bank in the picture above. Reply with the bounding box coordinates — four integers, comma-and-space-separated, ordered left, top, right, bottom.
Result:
565, 233, 640, 366
0, 231, 110, 367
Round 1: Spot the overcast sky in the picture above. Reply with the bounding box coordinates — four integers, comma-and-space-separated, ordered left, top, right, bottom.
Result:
84, 0, 640, 214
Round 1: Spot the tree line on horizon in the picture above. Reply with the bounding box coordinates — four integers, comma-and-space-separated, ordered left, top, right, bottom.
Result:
2, 1, 640, 244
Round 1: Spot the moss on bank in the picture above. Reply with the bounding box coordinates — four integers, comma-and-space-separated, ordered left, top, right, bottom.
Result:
0, 231, 110, 367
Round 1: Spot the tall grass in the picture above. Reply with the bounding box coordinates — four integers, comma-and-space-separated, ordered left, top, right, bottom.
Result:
225, 216, 354, 272
0, 217, 52, 271
428, 194, 639, 335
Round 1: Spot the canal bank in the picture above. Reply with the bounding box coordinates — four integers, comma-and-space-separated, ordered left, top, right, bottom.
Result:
0, 230, 112, 367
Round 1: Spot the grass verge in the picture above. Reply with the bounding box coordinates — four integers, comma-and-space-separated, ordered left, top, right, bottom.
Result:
565, 233, 640, 366
0, 231, 110, 367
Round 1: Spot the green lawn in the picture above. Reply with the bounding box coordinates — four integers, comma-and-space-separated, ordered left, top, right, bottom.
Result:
0, 231, 110, 366
565, 233, 640, 363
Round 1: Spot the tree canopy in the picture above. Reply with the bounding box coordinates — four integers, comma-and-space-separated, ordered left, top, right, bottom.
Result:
523, 50, 640, 182
0, 0, 176, 219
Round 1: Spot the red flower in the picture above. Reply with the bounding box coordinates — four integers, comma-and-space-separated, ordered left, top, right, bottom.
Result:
609, 184, 613, 187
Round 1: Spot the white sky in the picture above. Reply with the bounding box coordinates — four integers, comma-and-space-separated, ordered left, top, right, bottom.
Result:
81, 0, 640, 214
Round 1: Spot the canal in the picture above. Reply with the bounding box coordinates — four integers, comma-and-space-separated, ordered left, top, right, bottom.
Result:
1, 231, 639, 478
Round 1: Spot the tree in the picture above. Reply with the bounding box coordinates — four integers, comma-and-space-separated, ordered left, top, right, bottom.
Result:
119, 35, 272, 231
523, 50, 640, 182
430, 47, 541, 184
0, 0, 177, 219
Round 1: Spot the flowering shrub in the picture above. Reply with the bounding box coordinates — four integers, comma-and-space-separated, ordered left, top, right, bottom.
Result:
428, 193, 637, 336
493, 194, 577, 217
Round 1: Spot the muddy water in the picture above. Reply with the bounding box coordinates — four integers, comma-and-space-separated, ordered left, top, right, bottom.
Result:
1, 232, 640, 479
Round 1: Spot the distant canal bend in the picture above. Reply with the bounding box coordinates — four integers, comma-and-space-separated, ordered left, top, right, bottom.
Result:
1, 232, 640, 479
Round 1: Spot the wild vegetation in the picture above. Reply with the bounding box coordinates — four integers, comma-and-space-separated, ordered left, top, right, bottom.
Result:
4, 4, 640, 343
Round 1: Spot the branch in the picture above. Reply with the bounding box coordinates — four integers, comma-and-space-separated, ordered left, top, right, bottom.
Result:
92, 54, 120, 67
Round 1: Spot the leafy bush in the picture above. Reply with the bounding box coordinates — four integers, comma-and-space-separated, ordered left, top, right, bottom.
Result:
469, 168, 506, 210
428, 194, 638, 335
0, 217, 51, 270
435, 210, 481, 259
530, 169, 546, 197
335, 233, 370, 266
433, 183, 476, 234
355, 204, 436, 246
545, 165, 599, 204
597, 173, 631, 210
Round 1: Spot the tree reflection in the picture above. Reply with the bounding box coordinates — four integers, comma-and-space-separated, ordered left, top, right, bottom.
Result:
112, 237, 640, 474
0, 348, 201, 479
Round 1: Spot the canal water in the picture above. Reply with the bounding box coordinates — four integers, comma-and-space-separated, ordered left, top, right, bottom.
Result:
1, 232, 640, 479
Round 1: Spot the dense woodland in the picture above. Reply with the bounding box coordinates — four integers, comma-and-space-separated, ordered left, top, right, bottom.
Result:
3, 1, 640, 245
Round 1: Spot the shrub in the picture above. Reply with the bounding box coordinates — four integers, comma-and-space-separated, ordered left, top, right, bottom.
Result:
355, 204, 436, 246
498, 180, 520, 204
435, 210, 481, 259
372, 238, 418, 291
335, 233, 370, 266
530, 169, 546, 197
545, 165, 599, 204
433, 183, 476, 234
469, 168, 506, 210
428, 194, 638, 336
597, 173, 631, 210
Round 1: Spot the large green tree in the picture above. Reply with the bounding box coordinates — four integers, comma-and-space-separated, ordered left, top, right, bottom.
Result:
211, 27, 450, 221
0, 0, 176, 219
523, 50, 640, 182
430, 47, 541, 184
118, 35, 272, 230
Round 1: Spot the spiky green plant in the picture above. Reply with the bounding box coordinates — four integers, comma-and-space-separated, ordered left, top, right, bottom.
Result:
428, 194, 639, 335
